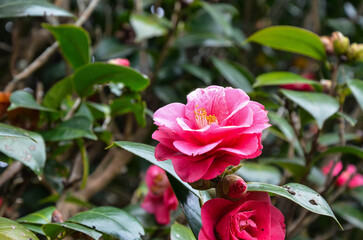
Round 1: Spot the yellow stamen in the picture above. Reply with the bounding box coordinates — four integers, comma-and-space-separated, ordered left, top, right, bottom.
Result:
194, 107, 218, 128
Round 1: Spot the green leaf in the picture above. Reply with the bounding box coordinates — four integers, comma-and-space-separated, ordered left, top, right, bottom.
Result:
94, 37, 136, 61
319, 133, 358, 146
247, 26, 326, 61
333, 202, 363, 230
0, 125, 46, 175
110, 93, 146, 127
43, 77, 73, 109
281, 89, 339, 128
8, 90, 56, 112
199, 2, 233, 37
348, 79, 363, 111
247, 182, 341, 227
130, 14, 169, 42
167, 173, 202, 239
268, 111, 303, 156
260, 158, 306, 180
236, 162, 282, 185
314, 145, 363, 161
334, 111, 357, 127
174, 33, 233, 48
41, 116, 97, 141
0, 217, 39, 240
43, 24, 90, 69
171, 222, 196, 240
212, 58, 253, 92
19, 223, 43, 235
110, 141, 200, 196
0, 123, 34, 140
87, 102, 111, 120
67, 206, 144, 240
73, 63, 149, 97
0, 0, 73, 18
17, 206, 55, 225
254, 72, 319, 88
351, 186, 363, 206
43, 222, 103, 240
182, 64, 212, 85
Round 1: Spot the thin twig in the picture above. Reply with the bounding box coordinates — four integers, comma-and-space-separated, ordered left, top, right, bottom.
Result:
5, 0, 101, 92
0, 161, 23, 187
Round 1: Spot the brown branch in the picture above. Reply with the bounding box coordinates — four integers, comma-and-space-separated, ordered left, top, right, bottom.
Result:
0, 161, 23, 187
5, 0, 101, 92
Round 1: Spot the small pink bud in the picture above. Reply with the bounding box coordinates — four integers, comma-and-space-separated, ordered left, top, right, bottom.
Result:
108, 58, 130, 67
320, 36, 334, 55
216, 175, 248, 201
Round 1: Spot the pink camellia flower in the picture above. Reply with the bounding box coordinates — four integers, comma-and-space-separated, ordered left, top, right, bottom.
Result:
199, 192, 286, 240
141, 165, 178, 225
322, 160, 363, 188
108, 58, 130, 67
152, 86, 270, 182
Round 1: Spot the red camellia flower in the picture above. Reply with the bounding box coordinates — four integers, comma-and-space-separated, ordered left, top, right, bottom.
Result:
322, 160, 363, 188
108, 58, 130, 67
199, 192, 286, 240
141, 165, 178, 225
152, 86, 270, 183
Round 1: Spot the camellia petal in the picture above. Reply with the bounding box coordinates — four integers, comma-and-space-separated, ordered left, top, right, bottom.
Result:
152, 86, 270, 182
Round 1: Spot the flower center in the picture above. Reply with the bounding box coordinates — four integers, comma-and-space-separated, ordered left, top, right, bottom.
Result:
151, 174, 167, 195
194, 107, 218, 128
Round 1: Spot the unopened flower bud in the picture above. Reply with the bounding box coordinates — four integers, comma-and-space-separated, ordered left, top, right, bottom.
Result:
320, 36, 334, 55
347, 43, 363, 62
216, 175, 248, 201
51, 210, 64, 223
332, 32, 350, 55
108, 58, 130, 67
320, 79, 332, 93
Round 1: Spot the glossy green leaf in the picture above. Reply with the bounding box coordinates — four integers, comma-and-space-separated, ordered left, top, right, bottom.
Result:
254, 72, 319, 88
0, 217, 39, 240
237, 162, 282, 185
167, 173, 202, 239
200, 2, 233, 37
43, 24, 90, 69
334, 111, 357, 127
19, 223, 43, 235
314, 145, 363, 162
348, 79, 363, 111
182, 64, 212, 85
247, 182, 341, 227
0, 125, 46, 175
333, 202, 363, 230
43, 77, 73, 109
130, 14, 169, 42
351, 186, 363, 206
111, 141, 200, 196
8, 90, 56, 112
110, 93, 146, 127
268, 111, 303, 156
171, 222, 196, 240
43, 222, 103, 240
87, 102, 111, 120
67, 206, 144, 240
174, 33, 233, 48
247, 26, 326, 61
0, 0, 73, 18
0, 123, 34, 140
17, 206, 55, 225
318, 133, 358, 146
41, 116, 97, 141
281, 89, 339, 128
73, 63, 149, 97
212, 58, 253, 92
260, 158, 306, 180
94, 37, 136, 61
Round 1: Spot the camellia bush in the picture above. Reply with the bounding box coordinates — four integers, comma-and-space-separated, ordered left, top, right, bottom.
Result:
0, 0, 363, 239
